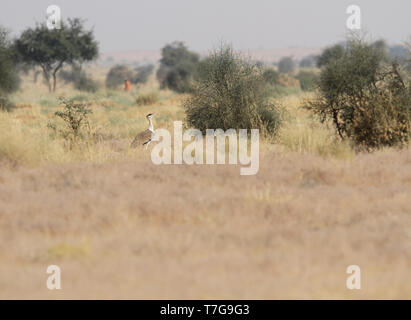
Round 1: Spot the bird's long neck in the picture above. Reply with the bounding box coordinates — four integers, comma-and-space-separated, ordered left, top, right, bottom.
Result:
148, 118, 154, 131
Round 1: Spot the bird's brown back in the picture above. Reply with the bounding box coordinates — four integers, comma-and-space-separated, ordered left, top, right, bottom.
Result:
130, 129, 153, 148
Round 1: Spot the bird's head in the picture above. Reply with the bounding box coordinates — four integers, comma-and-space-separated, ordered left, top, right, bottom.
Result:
146, 113, 154, 119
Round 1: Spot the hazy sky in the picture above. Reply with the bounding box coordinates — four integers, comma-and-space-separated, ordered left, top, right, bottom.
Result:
1, 0, 410, 52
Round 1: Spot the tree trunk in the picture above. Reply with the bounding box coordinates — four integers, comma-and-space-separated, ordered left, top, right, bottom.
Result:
33, 70, 40, 83
52, 62, 64, 92
332, 109, 344, 140
53, 73, 57, 92
41, 66, 52, 92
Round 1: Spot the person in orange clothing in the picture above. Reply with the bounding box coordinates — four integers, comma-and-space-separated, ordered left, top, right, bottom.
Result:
124, 79, 131, 91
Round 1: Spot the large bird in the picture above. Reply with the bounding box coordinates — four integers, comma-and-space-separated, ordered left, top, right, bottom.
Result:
130, 113, 155, 149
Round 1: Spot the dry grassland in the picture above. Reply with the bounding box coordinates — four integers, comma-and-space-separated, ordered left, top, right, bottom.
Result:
0, 74, 410, 299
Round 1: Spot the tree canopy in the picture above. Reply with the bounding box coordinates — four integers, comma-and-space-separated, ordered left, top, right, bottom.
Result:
105, 65, 133, 89
132, 64, 154, 85
316, 44, 345, 68
14, 18, 98, 92
277, 57, 295, 74
156, 41, 199, 93
305, 38, 410, 149
0, 26, 20, 96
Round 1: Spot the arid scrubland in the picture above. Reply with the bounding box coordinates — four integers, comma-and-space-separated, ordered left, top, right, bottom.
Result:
0, 71, 410, 299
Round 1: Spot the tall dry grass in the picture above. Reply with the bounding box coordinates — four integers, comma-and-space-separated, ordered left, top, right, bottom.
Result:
2, 77, 356, 167
0, 147, 410, 299
277, 94, 354, 159
1, 73, 183, 165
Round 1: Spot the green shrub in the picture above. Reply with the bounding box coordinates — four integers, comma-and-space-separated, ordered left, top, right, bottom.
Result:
262, 68, 280, 85
60, 66, 100, 92
278, 57, 295, 74
74, 72, 100, 92
132, 64, 154, 84
51, 97, 92, 144
106, 65, 133, 89
0, 27, 20, 98
184, 45, 282, 137
296, 71, 319, 91
136, 91, 160, 106
157, 42, 199, 93
305, 38, 411, 150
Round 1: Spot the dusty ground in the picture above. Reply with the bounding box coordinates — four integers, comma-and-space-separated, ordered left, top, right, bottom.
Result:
1, 147, 410, 299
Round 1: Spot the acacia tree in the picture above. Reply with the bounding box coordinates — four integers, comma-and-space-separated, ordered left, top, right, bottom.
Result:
156, 41, 199, 93
305, 38, 410, 150
277, 57, 295, 74
14, 18, 98, 92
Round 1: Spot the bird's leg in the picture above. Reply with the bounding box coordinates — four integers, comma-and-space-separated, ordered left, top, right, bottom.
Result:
145, 140, 152, 150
